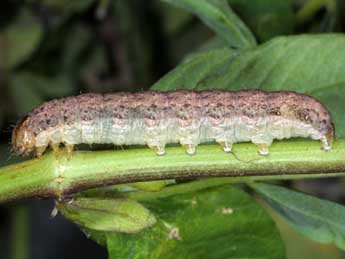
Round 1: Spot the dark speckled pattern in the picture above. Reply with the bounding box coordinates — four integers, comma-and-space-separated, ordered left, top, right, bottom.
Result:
12, 90, 334, 156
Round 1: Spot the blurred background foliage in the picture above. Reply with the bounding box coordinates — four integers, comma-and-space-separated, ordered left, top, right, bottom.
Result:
0, 0, 345, 258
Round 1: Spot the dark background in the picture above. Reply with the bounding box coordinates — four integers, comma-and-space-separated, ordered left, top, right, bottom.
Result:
1, 0, 345, 258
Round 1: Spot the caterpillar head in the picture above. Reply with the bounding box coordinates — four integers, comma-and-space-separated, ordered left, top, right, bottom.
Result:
12, 116, 36, 156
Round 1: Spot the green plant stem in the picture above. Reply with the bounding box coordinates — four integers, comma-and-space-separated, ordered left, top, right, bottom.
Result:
0, 139, 345, 204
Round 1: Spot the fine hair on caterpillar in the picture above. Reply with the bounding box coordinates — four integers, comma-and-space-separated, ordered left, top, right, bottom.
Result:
11, 89, 334, 158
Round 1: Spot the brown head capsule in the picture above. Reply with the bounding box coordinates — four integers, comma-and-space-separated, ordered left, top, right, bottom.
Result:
12, 116, 36, 156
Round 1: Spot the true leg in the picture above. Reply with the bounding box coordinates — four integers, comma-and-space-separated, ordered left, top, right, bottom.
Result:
35, 146, 47, 158
50, 143, 60, 157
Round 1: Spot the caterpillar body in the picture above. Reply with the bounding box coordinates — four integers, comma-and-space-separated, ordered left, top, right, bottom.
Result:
12, 90, 334, 158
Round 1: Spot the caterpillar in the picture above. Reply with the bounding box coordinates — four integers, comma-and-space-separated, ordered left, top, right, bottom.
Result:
12, 90, 334, 158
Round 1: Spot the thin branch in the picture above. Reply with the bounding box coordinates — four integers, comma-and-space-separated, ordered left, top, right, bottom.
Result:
0, 139, 345, 204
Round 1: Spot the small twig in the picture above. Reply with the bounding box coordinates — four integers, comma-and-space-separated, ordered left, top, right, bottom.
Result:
0, 139, 345, 204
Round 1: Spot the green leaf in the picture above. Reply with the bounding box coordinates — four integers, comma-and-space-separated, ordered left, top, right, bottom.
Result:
152, 34, 345, 137
188, 34, 345, 92
57, 198, 156, 233
190, 37, 229, 54
153, 34, 345, 92
151, 48, 237, 91
2, 10, 43, 69
228, 0, 295, 41
161, 0, 256, 49
106, 183, 284, 259
127, 180, 171, 192
251, 182, 345, 251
